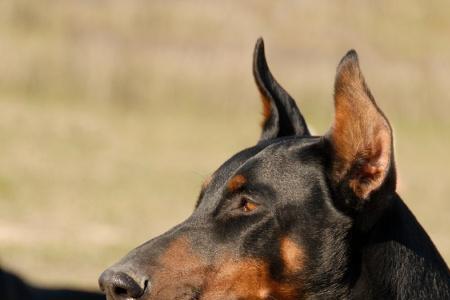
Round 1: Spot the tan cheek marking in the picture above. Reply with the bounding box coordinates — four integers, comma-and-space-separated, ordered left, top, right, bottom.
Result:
204, 259, 267, 298
150, 237, 207, 297
159, 237, 197, 267
227, 174, 247, 192
147, 238, 304, 299
203, 258, 298, 300
281, 237, 304, 274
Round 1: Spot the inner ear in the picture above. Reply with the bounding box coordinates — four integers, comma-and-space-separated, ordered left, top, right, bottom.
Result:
253, 38, 310, 142
328, 50, 394, 200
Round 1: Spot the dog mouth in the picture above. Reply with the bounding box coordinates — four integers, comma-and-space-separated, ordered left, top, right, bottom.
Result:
161, 286, 202, 300
123, 285, 201, 300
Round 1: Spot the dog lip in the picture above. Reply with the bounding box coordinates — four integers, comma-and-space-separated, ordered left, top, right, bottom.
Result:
147, 285, 201, 300
190, 288, 202, 300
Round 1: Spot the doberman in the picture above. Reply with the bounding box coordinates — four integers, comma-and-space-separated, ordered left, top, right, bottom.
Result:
99, 38, 450, 299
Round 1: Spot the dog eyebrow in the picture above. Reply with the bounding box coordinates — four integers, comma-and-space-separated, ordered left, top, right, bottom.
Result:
227, 174, 247, 192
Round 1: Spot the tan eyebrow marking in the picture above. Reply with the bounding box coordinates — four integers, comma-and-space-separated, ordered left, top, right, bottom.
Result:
227, 174, 247, 192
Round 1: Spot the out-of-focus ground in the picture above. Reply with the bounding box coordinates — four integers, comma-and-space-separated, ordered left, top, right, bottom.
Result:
0, 0, 449, 289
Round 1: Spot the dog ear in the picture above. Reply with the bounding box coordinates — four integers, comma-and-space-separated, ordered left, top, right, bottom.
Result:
327, 50, 395, 201
253, 38, 310, 142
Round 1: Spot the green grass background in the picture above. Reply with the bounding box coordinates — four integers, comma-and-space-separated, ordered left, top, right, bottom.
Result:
0, 0, 449, 289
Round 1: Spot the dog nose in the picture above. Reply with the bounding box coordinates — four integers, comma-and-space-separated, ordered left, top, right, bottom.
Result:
99, 269, 148, 299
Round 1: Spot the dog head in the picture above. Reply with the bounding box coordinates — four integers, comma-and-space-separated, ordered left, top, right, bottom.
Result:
99, 38, 395, 300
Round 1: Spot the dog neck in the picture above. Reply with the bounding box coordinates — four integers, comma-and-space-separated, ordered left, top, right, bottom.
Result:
350, 193, 450, 299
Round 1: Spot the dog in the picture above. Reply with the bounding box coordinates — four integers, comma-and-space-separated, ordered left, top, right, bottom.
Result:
99, 38, 450, 299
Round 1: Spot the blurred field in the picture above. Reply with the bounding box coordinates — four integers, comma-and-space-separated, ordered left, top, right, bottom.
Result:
0, 0, 449, 290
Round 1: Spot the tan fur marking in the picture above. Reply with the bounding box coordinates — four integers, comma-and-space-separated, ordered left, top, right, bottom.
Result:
260, 94, 272, 127
202, 257, 299, 300
280, 237, 304, 274
149, 237, 206, 298
158, 237, 199, 267
227, 174, 247, 191
149, 241, 303, 299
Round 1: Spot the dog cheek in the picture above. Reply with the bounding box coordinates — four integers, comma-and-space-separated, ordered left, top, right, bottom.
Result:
148, 237, 207, 298
280, 237, 305, 274
202, 257, 301, 300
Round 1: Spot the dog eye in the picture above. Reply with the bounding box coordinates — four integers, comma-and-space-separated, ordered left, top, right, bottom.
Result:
239, 197, 258, 213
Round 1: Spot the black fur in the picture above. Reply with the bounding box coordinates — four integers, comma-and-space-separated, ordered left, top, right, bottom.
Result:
253, 38, 310, 141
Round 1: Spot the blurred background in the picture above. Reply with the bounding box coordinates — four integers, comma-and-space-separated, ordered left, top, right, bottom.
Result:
0, 0, 449, 290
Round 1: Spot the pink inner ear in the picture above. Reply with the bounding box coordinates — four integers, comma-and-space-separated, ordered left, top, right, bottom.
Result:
343, 120, 392, 199
362, 164, 382, 176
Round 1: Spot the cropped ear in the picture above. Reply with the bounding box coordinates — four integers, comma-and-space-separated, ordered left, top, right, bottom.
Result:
253, 38, 310, 142
327, 50, 395, 200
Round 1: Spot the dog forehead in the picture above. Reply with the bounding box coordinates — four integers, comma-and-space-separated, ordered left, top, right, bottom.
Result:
243, 137, 327, 198
246, 137, 323, 172
198, 136, 324, 207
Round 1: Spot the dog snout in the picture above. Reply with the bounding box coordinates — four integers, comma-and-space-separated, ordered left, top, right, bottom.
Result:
99, 269, 148, 299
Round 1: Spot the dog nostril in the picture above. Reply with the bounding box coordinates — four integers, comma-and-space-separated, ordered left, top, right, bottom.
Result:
99, 270, 148, 299
112, 272, 146, 298
113, 286, 128, 296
